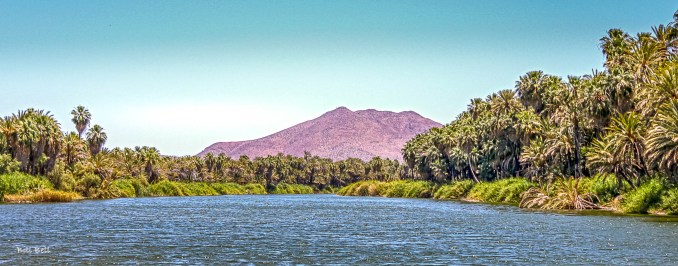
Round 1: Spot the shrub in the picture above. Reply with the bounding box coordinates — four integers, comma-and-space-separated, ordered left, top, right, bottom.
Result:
244, 183, 266, 194
148, 180, 185, 197
660, 188, 678, 215
179, 182, 219, 196
106, 179, 138, 198
586, 174, 629, 204
270, 183, 315, 194
622, 179, 666, 214
75, 173, 102, 197
434, 180, 476, 199
0, 173, 53, 197
520, 178, 598, 210
210, 182, 247, 195
0, 154, 20, 174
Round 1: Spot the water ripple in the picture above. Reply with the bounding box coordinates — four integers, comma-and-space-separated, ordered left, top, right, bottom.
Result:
1, 195, 677, 265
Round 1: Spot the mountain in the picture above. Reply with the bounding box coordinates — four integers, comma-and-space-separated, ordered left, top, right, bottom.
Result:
198, 107, 442, 161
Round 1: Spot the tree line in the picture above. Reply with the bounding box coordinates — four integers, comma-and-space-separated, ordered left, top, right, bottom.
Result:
0, 107, 402, 196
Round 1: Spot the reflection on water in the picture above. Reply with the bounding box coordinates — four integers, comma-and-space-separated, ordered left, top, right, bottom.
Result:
1, 195, 677, 264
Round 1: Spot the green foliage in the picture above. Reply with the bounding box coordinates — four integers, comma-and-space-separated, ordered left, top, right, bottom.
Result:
586, 175, 630, 203
337, 180, 435, 198
180, 182, 219, 196
521, 178, 599, 210
660, 188, 678, 215
382, 180, 434, 198
467, 178, 535, 203
0, 154, 20, 174
434, 180, 476, 199
337, 181, 380, 196
243, 183, 266, 194
622, 179, 666, 214
148, 180, 186, 197
209, 182, 247, 195
0, 173, 53, 196
269, 183, 315, 194
99, 179, 138, 198
75, 173, 101, 197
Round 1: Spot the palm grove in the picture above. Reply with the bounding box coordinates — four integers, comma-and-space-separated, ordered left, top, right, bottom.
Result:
404, 12, 678, 189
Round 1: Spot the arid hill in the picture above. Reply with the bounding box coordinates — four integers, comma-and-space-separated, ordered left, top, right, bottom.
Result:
198, 107, 441, 161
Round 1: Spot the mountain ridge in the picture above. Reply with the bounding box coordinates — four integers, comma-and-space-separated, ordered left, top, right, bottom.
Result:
198, 107, 441, 161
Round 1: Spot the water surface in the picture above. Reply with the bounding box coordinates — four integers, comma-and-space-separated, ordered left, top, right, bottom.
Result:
1, 195, 677, 264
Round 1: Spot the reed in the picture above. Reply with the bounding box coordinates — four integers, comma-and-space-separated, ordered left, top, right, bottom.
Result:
433, 180, 476, 200
3, 189, 82, 203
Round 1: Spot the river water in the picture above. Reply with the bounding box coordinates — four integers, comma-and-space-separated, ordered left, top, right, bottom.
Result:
1, 194, 677, 265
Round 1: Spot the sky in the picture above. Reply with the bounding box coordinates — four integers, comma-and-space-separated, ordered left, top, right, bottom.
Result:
1, 0, 676, 156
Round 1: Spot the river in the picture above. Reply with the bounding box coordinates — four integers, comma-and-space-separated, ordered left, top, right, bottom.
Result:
1, 194, 677, 264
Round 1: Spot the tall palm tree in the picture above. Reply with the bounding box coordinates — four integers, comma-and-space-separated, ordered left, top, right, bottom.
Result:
136, 146, 161, 183
605, 112, 648, 187
86, 124, 107, 155
646, 99, 678, 178
71, 106, 91, 138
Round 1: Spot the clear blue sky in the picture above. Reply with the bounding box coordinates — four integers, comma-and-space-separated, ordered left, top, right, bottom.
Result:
1, 0, 676, 155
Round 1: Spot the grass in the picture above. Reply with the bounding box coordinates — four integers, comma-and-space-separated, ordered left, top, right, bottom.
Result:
433, 180, 476, 200
337, 180, 435, 198
147, 181, 272, 197
3, 189, 82, 203
382, 180, 435, 198
466, 178, 535, 204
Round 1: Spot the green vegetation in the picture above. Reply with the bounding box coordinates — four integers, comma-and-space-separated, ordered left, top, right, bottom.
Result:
467, 178, 534, 204
269, 183, 315, 194
621, 179, 666, 214
3, 189, 81, 203
433, 180, 475, 199
660, 188, 678, 215
0, 173, 53, 195
521, 178, 598, 210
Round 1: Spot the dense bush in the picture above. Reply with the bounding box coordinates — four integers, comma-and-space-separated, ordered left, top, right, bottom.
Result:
0, 154, 20, 174
622, 179, 666, 214
584, 175, 629, 204
659, 188, 678, 215
0, 173, 53, 198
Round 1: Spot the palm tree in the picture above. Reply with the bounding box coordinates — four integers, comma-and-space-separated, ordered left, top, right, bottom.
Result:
600, 28, 633, 70
136, 146, 161, 183
605, 112, 648, 187
71, 106, 92, 139
646, 99, 678, 179
86, 124, 107, 155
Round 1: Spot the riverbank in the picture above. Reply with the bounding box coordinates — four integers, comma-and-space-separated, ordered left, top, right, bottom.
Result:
337, 177, 678, 215
4, 171, 678, 216
0, 172, 321, 204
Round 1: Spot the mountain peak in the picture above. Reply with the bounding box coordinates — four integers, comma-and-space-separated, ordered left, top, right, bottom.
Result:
199, 107, 441, 161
